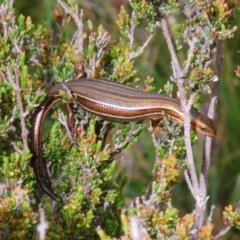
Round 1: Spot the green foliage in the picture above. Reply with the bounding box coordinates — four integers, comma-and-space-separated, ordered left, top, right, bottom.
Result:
0, 193, 38, 239
223, 204, 240, 229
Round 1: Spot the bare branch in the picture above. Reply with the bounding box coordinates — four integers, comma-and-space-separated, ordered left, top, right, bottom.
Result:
58, 112, 75, 144
129, 32, 156, 60
58, 0, 84, 54
184, 170, 196, 199
159, 19, 182, 79
7, 65, 29, 150
37, 207, 48, 240
0, 4, 8, 38
128, 11, 136, 49
201, 40, 224, 199
213, 224, 231, 240
207, 205, 215, 222
128, 13, 158, 60
182, 40, 195, 76
159, 18, 199, 195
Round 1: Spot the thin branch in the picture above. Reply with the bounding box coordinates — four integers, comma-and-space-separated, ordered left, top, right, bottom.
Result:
129, 19, 157, 60
145, 129, 161, 197
128, 11, 136, 49
96, 32, 111, 59
207, 205, 215, 222
58, 112, 75, 144
160, 18, 199, 194
129, 32, 156, 60
184, 170, 196, 199
210, 40, 224, 116
159, 19, 182, 78
0, 4, 8, 38
128, 10, 158, 60
187, 93, 197, 110
182, 40, 195, 76
213, 224, 231, 240
201, 40, 224, 195
195, 39, 224, 231
58, 0, 84, 54
10, 142, 23, 154
147, 165, 166, 205
167, 138, 175, 155
7, 65, 29, 150
37, 207, 48, 240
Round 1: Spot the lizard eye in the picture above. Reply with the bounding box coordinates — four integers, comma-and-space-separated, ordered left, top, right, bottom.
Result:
200, 125, 208, 132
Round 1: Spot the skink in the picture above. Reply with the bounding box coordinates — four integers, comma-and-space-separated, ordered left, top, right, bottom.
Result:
30, 78, 216, 200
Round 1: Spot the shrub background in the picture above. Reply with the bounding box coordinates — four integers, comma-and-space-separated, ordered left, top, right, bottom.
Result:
0, 0, 240, 239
